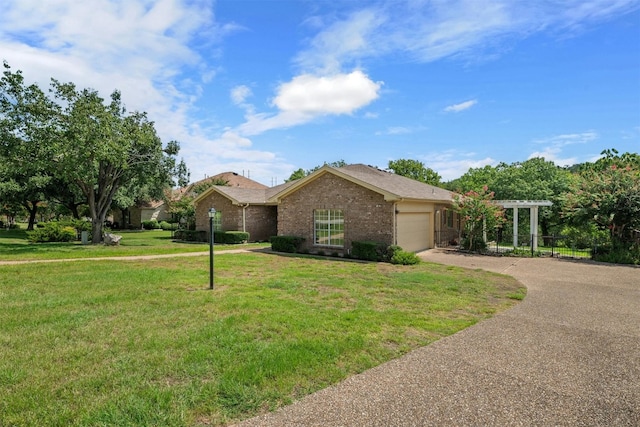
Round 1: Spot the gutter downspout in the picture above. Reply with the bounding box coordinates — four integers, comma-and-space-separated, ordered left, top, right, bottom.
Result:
393, 202, 398, 245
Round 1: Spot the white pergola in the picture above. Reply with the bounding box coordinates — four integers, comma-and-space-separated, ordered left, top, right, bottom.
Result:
495, 200, 553, 251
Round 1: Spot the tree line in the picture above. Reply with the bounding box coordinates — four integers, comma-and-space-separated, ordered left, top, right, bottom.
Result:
0, 63, 188, 243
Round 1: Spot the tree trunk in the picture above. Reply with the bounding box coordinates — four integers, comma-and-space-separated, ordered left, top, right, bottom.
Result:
24, 201, 39, 231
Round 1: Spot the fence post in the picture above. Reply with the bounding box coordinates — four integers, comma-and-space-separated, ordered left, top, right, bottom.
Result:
531, 234, 534, 257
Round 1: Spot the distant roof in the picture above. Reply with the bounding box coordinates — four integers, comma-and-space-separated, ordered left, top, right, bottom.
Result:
194, 179, 297, 206
186, 172, 267, 192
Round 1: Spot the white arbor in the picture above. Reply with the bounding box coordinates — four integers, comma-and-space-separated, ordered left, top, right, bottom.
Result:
495, 200, 553, 251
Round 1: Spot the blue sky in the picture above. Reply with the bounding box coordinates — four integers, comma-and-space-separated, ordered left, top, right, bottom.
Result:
1, 0, 639, 186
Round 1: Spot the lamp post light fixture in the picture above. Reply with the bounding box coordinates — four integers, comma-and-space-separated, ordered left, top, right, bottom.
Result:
208, 207, 216, 290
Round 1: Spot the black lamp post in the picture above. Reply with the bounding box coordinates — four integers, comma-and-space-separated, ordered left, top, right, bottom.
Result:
208, 207, 216, 290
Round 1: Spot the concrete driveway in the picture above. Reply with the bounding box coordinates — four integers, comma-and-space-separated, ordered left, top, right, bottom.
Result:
235, 250, 639, 426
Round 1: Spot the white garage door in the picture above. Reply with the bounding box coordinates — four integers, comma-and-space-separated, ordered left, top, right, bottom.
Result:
397, 212, 429, 252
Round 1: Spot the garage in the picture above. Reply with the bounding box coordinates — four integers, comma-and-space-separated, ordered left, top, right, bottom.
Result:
396, 211, 430, 252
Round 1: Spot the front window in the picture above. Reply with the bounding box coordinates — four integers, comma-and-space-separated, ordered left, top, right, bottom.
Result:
314, 209, 344, 247
212, 211, 222, 231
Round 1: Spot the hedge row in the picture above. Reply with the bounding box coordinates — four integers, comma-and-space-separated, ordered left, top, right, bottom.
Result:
172, 230, 249, 244
270, 236, 305, 253
269, 237, 420, 265
214, 231, 249, 244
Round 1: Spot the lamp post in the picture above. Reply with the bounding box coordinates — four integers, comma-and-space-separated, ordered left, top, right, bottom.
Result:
208, 207, 216, 290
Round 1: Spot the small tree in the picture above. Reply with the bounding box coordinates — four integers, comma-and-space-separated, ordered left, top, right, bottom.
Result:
454, 186, 505, 251
563, 149, 640, 247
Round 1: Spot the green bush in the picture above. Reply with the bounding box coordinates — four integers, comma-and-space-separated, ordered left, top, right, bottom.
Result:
73, 219, 92, 232
559, 224, 608, 249
593, 242, 640, 265
214, 231, 249, 244
351, 241, 384, 261
173, 230, 207, 242
461, 236, 487, 252
383, 245, 403, 262
352, 242, 406, 262
390, 250, 421, 265
142, 219, 161, 230
270, 236, 305, 253
159, 221, 178, 231
27, 222, 77, 243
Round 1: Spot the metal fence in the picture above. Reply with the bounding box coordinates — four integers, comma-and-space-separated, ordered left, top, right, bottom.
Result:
484, 233, 597, 259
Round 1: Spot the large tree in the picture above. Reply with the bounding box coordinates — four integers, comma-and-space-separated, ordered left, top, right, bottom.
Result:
388, 159, 442, 186
0, 63, 57, 230
51, 81, 185, 243
1, 63, 187, 242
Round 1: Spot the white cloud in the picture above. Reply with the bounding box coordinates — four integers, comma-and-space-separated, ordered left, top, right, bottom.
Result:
295, 9, 386, 73
377, 126, 411, 136
273, 71, 381, 115
237, 70, 382, 136
533, 131, 599, 146
231, 85, 252, 105
294, 0, 639, 69
444, 99, 478, 113
528, 148, 577, 167
420, 150, 498, 181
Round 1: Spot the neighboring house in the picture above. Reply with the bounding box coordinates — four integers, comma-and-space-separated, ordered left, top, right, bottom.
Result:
111, 200, 171, 229
194, 164, 462, 252
194, 180, 296, 242
113, 171, 264, 229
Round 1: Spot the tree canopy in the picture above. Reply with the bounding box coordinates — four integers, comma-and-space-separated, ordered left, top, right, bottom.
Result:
0, 62, 187, 242
285, 160, 347, 182
388, 158, 442, 186
563, 149, 640, 246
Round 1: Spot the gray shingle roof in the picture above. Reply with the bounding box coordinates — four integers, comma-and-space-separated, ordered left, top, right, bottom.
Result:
335, 164, 455, 202
199, 164, 455, 205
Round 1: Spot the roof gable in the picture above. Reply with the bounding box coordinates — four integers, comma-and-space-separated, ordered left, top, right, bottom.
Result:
269, 164, 455, 203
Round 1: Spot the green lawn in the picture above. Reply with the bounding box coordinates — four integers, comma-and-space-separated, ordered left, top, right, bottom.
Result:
0, 228, 268, 261
0, 250, 525, 426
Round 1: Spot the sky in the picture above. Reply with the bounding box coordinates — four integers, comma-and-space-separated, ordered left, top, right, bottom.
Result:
1, 0, 639, 186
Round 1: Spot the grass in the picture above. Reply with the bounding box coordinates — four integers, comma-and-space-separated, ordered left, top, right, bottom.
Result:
0, 228, 268, 261
0, 251, 525, 426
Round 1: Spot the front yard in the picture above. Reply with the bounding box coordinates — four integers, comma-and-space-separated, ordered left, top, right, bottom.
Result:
1, 231, 525, 426
0, 228, 268, 261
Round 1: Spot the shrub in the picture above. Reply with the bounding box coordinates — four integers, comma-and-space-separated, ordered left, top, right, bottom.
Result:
461, 236, 487, 252
270, 236, 305, 253
214, 231, 249, 244
73, 220, 92, 232
390, 250, 421, 265
142, 219, 161, 230
593, 242, 640, 265
383, 245, 403, 262
173, 230, 207, 242
27, 222, 77, 243
159, 221, 177, 231
351, 241, 384, 261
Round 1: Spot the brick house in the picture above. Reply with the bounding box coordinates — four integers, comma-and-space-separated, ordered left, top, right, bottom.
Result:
271, 164, 459, 253
194, 164, 461, 252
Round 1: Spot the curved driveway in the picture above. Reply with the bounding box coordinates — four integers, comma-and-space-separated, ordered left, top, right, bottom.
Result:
235, 250, 639, 426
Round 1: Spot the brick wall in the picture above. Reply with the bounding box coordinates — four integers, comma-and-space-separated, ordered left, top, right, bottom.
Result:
278, 173, 395, 253
195, 192, 277, 242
